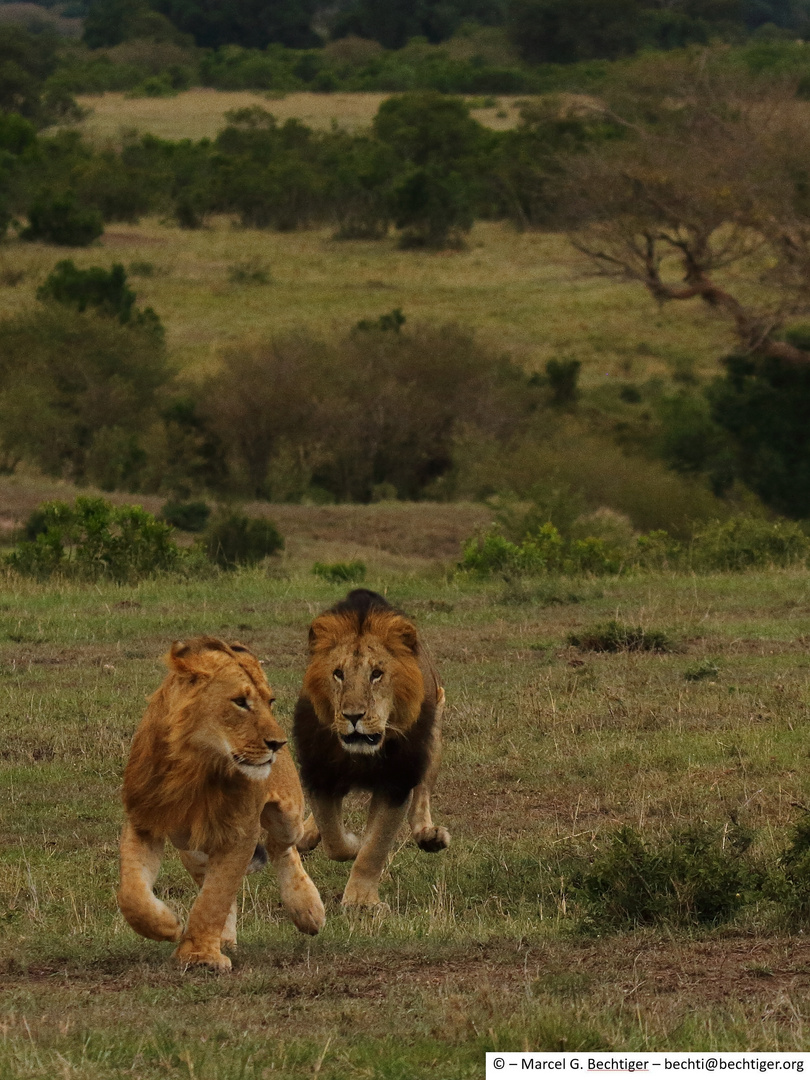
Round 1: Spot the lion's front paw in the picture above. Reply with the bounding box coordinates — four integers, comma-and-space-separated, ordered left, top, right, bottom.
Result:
341, 877, 382, 907
414, 826, 451, 853
173, 940, 232, 973
289, 883, 326, 935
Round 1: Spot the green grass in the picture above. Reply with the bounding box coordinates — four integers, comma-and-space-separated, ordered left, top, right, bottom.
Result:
4, 551, 810, 1073
0, 218, 734, 384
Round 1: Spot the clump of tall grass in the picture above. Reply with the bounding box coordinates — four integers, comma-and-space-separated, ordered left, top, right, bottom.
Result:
567, 620, 670, 652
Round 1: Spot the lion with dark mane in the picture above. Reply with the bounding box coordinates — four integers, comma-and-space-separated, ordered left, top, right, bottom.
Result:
118, 636, 325, 971
294, 589, 450, 906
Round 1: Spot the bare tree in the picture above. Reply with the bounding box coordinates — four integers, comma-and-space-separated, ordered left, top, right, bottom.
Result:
561, 53, 810, 365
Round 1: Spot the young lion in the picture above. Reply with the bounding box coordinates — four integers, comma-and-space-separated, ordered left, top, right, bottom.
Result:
118, 636, 325, 971
293, 589, 450, 907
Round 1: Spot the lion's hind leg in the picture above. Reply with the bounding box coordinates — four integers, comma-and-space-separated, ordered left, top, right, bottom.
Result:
296, 813, 321, 853
408, 688, 450, 853
118, 822, 182, 943
409, 783, 451, 852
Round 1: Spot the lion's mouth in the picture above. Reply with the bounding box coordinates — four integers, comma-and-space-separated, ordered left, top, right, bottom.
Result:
233, 754, 273, 768
340, 732, 382, 748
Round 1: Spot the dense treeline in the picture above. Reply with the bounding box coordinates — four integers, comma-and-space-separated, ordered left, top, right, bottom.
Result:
78, 0, 810, 54
0, 89, 618, 245
9, 0, 810, 103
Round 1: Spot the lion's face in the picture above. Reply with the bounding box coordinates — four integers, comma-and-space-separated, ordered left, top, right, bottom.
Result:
304, 611, 424, 755
169, 639, 287, 781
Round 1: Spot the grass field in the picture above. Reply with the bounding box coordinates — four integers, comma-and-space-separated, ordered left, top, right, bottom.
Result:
72, 90, 528, 142
3, 517, 810, 1075
0, 218, 735, 384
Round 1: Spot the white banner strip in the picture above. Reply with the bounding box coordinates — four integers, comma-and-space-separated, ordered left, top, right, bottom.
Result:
486, 1054, 810, 1080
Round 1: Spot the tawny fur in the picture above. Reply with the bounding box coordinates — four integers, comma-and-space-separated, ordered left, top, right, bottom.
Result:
118, 636, 325, 972
293, 590, 450, 908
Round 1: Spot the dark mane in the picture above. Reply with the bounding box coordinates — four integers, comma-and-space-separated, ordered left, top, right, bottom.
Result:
327, 589, 401, 633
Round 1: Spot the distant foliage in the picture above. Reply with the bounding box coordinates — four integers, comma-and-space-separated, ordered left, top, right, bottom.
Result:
37, 261, 136, 322
21, 192, 104, 246
0, 303, 169, 489
690, 517, 810, 572
312, 560, 366, 583
10, 497, 182, 581
201, 321, 536, 502
708, 353, 810, 517
460, 514, 810, 579
460, 523, 622, 577
160, 499, 211, 532
203, 512, 284, 569
544, 358, 581, 406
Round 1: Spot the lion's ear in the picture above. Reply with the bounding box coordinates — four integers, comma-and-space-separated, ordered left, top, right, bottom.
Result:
308, 615, 339, 653
166, 637, 225, 678
389, 616, 419, 655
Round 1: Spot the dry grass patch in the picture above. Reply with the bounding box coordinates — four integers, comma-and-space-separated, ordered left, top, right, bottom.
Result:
71, 90, 531, 143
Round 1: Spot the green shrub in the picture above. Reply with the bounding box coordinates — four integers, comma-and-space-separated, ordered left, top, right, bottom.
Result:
571, 824, 758, 929
567, 619, 669, 652
691, 516, 810, 571
0, 304, 169, 489
37, 261, 136, 322
777, 815, 810, 918
460, 523, 621, 577
160, 499, 211, 532
9, 497, 182, 582
459, 527, 523, 574
545, 357, 581, 406
312, 560, 366, 584
21, 192, 104, 246
203, 512, 284, 569
634, 528, 683, 569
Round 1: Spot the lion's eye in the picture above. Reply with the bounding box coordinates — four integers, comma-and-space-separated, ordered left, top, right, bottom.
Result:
370, 669, 383, 683
333, 669, 344, 682
232, 696, 250, 710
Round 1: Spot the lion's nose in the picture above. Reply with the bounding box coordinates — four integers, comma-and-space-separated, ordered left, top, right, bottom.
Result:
342, 711, 366, 727
264, 739, 286, 752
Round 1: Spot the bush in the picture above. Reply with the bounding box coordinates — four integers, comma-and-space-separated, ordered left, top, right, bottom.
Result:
690, 516, 810, 571
9, 497, 182, 582
312, 560, 366, 583
0, 304, 169, 488
201, 321, 535, 501
160, 499, 211, 532
203, 512, 284, 569
21, 191, 104, 246
460, 523, 622, 577
545, 357, 581, 406
571, 823, 758, 929
567, 619, 670, 651
778, 815, 810, 918
37, 260, 136, 322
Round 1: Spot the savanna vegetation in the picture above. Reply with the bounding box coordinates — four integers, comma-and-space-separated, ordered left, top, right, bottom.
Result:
5, 534, 810, 1076
4, 0, 810, 1070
